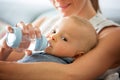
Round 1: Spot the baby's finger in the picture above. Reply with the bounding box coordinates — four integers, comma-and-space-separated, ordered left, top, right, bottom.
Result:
24, 49, 32, 56
16, 21, 27, 34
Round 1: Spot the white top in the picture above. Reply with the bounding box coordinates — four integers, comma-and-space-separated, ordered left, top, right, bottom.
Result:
89, 12, 120, 33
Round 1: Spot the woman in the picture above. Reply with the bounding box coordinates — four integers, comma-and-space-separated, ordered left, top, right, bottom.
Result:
0, 0, 120, 80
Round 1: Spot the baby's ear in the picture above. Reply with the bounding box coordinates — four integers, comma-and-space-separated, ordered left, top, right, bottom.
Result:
74, 51, 85, 58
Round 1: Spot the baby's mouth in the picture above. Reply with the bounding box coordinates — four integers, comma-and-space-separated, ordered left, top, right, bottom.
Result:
56, 3, 71, 9
47, 41, 52, 48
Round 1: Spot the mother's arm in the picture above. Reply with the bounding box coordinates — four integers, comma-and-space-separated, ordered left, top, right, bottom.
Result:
0, 27, 120, 80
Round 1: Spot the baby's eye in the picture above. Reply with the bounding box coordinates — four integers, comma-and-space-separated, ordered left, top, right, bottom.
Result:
61, 37, 68, 42
51, 30, 56, 34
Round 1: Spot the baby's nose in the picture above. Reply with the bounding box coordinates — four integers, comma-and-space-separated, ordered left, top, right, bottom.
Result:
51, 34, 56, 41
49, 34, 57, 42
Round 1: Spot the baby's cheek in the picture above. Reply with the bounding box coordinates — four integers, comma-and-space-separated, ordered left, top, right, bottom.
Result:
55, 46, 71, 56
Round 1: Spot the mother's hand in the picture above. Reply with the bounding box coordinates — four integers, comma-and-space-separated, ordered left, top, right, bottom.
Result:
16, 21, 41, 39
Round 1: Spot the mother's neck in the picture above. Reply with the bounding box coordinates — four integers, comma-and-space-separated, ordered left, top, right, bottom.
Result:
78, 1, 97, 20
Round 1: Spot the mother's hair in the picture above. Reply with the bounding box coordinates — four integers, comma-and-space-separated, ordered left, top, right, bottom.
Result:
91, 0, 100, 12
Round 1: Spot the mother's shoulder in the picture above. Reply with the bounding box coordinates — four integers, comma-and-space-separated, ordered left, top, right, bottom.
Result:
99, 26, 120, 39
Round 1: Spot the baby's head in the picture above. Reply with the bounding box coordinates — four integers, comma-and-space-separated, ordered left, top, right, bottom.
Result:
68, 16, 98, 52
45, 16, 97, 58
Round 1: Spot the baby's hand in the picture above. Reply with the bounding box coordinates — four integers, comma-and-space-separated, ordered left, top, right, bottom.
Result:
24, 49, 32, 56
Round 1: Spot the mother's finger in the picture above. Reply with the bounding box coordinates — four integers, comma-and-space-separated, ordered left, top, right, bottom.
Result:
34, 27, 41, 38
16, 21, 27, 34
16, 21, 26, 29
26, 23, 36, 39
6, 25, 14, 33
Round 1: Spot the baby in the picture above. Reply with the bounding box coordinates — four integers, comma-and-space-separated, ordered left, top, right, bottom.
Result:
18, 16, 98, 64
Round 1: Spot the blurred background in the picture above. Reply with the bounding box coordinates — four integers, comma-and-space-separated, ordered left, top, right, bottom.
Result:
99, 0, 120, 24
0, 0, 54, 26
0, 0, 120, 26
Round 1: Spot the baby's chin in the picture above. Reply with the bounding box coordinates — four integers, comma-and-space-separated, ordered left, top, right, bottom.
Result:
44, 48, 51, 54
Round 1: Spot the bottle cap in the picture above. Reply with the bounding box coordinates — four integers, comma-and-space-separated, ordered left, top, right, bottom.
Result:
6, 27, 22, 48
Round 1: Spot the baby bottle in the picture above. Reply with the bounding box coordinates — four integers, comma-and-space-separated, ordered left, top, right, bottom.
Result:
6, 27, 48, 52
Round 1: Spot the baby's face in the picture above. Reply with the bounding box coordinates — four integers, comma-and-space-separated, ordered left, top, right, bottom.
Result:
45, 18, 83, 58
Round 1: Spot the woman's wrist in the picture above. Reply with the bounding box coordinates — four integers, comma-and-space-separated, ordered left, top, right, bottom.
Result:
0, 47, 13, 61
